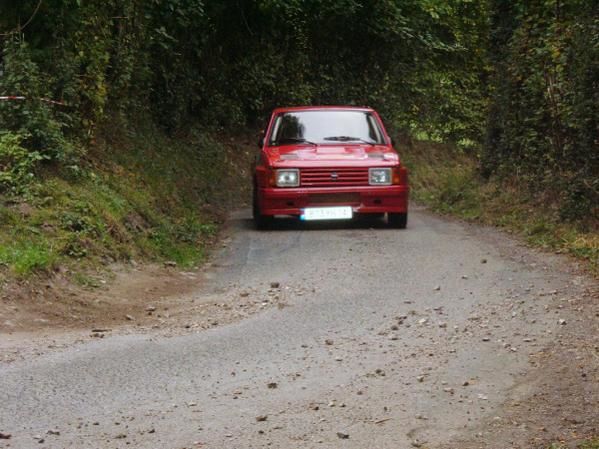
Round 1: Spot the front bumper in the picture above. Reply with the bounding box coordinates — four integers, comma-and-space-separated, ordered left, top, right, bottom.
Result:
258, 185, 409, 216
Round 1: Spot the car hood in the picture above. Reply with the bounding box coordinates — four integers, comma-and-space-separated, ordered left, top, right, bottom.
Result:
266, 144, 398, 165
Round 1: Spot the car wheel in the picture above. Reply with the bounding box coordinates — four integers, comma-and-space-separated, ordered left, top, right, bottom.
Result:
253, 188, 273, 230
388, 212, 407, 229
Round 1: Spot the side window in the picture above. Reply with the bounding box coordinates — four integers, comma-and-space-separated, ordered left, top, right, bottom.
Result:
268, 116, 282, 145
367, 115, 384, 143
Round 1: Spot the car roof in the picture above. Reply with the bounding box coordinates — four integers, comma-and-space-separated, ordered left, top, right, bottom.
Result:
272, 105, 374, 114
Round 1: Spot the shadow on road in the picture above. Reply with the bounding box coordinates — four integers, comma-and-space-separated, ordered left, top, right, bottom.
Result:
233, 215, 398, 232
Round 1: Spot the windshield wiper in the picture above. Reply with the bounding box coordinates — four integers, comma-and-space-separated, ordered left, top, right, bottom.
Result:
323, 136, 376, 146
274, 137, 317, 146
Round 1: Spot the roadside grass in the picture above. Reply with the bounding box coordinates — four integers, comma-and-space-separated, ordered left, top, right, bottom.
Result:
0, 122, 253, 280
402, 141, 598, 273
549, 439, 599, 449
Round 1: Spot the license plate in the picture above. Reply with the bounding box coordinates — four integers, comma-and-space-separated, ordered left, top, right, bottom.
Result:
301, 206, 353, 221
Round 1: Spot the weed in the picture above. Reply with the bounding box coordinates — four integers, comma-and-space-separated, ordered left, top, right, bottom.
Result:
0, 241, 57, 276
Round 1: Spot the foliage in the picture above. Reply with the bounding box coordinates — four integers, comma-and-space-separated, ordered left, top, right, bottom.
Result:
0, 39, 74, 162
0, 131, 43, 194
0, 0, 488, 132
483, 0, 599, 221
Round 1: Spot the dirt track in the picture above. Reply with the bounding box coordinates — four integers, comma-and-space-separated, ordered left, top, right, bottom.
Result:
0, 207, 597, 448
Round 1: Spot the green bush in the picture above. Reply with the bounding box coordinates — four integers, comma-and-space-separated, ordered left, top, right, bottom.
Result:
0, 132, 43, 194
484, 1, 599, 221
0, 40, 74, 162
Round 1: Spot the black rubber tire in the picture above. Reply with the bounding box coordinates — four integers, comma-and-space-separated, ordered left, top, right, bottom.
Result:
387, 212, 408, 229
252, 188, 274, 230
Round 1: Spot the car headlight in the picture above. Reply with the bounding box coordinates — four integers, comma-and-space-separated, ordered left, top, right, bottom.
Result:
275, 169, 300, 187
369, 168, 392, 185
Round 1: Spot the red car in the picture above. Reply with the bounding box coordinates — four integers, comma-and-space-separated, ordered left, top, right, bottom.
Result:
253, 106, 409, 229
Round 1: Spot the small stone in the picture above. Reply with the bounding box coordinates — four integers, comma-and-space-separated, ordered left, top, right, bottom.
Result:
416, 375, 425, 383
461, 275, 469, 279
325, 339, 334, 346
125, 314, 135, 321
267, 382, 278, 389
47, 429, 60, 436
438, 322, 447, 328
240, 292, 250, 297
187, 402, 197, 407
270, 282, 280, 289
115, 433, 127, 439
462, 381, 470, 387
558, 319, 567, 325
336, 432, 350, 439
0, 432, 11, 439
481, 258, 487, 264
145, 306, 156, 312
255, 415, 268, 422
164, 261, 177, 267
482, 337, 490, 342
433, 285, 441, 291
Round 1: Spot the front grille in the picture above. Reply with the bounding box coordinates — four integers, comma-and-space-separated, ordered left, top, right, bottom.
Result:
301, 167, 369, 187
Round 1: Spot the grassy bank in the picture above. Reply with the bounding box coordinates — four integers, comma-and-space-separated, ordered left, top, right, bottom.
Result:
0, 124, 253, 281
402, 141, 598, 273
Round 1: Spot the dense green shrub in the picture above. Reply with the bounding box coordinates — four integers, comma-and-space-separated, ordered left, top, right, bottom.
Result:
0, 40, 73, 162
1, 0, 487, 135
483, 0, 598, 221
0, 131, 43, 194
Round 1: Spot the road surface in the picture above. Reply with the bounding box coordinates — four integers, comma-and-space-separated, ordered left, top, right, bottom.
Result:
1, 208, 597, 448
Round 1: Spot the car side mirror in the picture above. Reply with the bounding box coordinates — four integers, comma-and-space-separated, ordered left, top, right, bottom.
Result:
257, 135, 265, 148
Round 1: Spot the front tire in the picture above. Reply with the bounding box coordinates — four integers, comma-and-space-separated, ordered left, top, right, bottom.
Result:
253, 188, 273, 230
388, 212, 407, 229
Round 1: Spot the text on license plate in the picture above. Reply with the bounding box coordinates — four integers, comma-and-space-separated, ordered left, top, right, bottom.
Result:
301, 207, 353, 221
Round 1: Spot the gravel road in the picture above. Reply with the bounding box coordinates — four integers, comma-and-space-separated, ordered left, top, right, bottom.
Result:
1, 207, 597, 448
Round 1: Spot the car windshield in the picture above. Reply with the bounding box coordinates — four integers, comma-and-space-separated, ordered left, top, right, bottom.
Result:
269, 110, 386, 146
